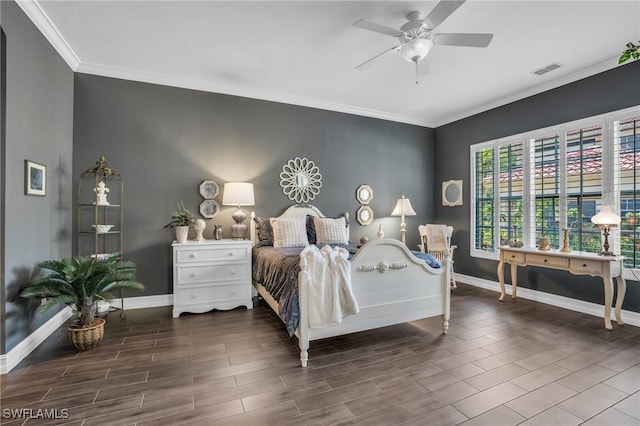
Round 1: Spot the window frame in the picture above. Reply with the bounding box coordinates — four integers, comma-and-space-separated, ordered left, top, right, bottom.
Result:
470, 106, 640, 280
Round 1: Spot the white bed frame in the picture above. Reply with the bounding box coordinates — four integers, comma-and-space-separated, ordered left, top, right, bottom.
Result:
251, 205, 451, 367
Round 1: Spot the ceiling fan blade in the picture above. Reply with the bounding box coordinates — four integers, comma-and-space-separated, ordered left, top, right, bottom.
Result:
424, 0, 467, 29
355, 45, 401, 69
353, 19, 403, 37
433, 33, 494, 48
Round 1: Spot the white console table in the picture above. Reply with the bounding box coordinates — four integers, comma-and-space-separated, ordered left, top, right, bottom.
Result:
497, 246, 626, 330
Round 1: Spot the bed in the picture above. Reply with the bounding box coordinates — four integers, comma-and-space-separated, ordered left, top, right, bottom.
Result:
250, 204, 451, 367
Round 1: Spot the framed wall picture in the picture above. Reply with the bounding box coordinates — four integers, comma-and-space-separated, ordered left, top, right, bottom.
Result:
25, 160, 46, 196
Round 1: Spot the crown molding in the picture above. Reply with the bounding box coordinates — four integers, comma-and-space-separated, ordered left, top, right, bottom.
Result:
16, 0, 80, 70
75, 61, 435, 128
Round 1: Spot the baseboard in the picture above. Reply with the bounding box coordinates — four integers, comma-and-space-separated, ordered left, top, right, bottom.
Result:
0, 295, 173, 374
456, 273, 640, 327
109, 294, 173, 310
0, 307, 73, 375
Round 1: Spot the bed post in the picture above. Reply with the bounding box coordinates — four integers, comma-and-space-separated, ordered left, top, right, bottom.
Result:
442, 250, 451, 334
298, 270, 310, 367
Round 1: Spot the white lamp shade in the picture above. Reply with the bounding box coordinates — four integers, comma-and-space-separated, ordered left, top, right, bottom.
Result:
391, 195, 417, 216
222, 182, 255, 206
591, 206, 621, 226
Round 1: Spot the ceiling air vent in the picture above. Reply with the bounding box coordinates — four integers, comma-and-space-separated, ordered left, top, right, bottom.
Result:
532, 62, 562, 76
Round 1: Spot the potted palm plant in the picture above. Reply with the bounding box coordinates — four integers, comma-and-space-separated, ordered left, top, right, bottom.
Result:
20, 254, 144, 350
164, 201, 195, 243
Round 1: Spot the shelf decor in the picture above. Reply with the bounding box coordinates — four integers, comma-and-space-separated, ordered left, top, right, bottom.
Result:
77, 155, 126, 318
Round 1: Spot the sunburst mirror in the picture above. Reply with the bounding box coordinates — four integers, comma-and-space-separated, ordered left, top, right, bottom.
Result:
280, 157, 322, 204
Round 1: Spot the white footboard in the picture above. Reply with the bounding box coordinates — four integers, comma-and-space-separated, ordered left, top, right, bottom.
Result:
297, 238, 450, 367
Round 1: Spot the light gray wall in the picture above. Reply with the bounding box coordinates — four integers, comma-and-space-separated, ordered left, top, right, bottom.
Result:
1, 1, 74, 353
434, 61, 640, 312
73, 74, 436, 297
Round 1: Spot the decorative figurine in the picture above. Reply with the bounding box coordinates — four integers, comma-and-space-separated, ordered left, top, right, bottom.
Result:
94, 181, 110, 205
561, 228, 571, 252
194, 219, 206, 241
377, 224, 384, 239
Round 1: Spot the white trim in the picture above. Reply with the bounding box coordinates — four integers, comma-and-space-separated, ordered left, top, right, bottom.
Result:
457, 273, 640, 328
109, 294, 173, 310
0, 307, 73, 374
75, 62, 433, 128
0, 295, 172, 374
15, 0, 80, 70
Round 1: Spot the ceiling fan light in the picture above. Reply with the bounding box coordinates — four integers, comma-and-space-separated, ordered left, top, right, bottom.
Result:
398, 38, 433, 63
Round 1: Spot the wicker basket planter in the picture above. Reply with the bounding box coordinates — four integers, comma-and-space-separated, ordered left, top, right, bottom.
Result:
68, 318, 105, 351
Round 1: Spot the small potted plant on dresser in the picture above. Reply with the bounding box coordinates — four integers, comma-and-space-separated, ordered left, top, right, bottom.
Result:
20, 254, 145, 350
164, 201, 195, 244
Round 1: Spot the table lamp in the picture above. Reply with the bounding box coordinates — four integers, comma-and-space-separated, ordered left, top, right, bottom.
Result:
591, 206, 620, 256
391, 194, 417, 244
222, 182, 255, 240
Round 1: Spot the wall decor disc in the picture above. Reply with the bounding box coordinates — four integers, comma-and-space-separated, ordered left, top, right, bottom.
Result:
199, 180, 219, 199
200, 199, 220, 218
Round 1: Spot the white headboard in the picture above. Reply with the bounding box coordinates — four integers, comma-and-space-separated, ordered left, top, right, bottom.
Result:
250, 204, 350, 246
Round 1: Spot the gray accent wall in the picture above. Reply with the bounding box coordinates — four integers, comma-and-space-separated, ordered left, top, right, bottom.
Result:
434, 61, 640, 313
1, 1, 74, 353
73, 74, 436, 297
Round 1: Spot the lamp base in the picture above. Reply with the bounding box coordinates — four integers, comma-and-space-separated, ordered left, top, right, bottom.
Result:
231, 208, 247, 240
598, 251, 615, 257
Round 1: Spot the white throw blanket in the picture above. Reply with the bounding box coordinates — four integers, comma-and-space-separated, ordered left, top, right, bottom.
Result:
299, 245, 359, 329
426, 224, 448, 252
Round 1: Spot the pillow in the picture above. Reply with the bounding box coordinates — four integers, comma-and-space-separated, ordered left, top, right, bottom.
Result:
313, 217, 349, 245
306, 215, 317, 244
271, 216, 309, 248
253, 217, 273, 247
306, 214, 350, 244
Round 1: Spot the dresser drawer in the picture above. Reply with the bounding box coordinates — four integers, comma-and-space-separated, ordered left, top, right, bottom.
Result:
176, 246, 249, 263
526, 254, 569, 268
176, 283, 248, 306
177, 264, 249, 284
503, 251, 526, 263
569, 259, 603, 275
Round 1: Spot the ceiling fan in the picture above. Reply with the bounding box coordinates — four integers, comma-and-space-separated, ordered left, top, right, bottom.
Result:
353, 0, 493, 83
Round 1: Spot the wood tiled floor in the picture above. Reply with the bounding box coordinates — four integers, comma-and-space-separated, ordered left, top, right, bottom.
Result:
1, 284, 639, 425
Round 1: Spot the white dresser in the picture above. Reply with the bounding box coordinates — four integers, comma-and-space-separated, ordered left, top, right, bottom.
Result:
172, 239, 253, 318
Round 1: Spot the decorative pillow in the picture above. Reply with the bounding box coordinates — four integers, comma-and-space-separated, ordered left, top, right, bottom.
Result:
271, 216, 309, 248
253, 217, 273, 247
306, 215, 317, 244
313, 217, 349, 245
306, 214, 350, 244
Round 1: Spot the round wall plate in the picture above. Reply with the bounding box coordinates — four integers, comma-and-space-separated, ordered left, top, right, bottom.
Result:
200, 199, 220, 218
199, 180, 219, 199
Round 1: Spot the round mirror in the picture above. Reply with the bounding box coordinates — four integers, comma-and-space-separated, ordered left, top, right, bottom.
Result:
442, 180, 463, 206
357, 205, 374, 226
356, 184, 373, 205
280, 157, 322, 204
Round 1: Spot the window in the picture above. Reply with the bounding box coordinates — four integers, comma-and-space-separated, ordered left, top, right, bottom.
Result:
470, 106, 640, 277
617, 116, 640, 270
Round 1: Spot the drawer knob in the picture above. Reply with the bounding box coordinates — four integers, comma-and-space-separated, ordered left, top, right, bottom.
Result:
511, 255, 516, 259
583, 264, 587, 267
228, 252, 234, 256
190, 273, 196, 277
231, 269, 236, 275
190, 253, 197, 258
231, 289, 236, 295
191, 293, 197, 299
544, 259, 548, 263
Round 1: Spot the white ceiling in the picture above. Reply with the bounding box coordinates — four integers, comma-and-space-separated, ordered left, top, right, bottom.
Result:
19, 0, 640, 127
